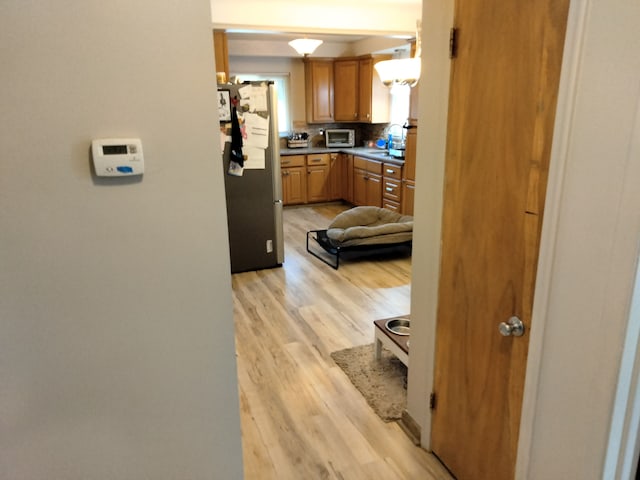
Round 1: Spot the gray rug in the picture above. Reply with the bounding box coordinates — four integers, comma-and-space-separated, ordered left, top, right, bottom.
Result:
330, 343, 407, 422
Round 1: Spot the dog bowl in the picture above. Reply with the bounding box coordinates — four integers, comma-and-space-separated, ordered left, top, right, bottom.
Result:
385, 318, 410, 336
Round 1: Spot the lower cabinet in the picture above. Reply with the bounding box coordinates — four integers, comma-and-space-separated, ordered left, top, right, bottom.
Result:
306, 153, 330, 203
353, 156, 382, 207
341, 153, 354, 203
281, 155, 306, 205
281, 153, 410, 212
328, 153, 342, 201
401, 180, 416, 216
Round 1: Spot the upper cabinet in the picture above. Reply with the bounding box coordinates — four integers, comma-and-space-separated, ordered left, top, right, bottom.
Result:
304, 59, 334, 124
357, 56, 391, 123
334, 59, 359, 121
213, 30, 229, 83
305, 55, 390, 124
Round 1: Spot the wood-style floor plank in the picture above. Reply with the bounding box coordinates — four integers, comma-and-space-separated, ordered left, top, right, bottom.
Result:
232, 204, 452, 480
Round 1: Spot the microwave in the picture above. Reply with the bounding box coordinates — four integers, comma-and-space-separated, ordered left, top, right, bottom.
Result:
325, 129, 355, 148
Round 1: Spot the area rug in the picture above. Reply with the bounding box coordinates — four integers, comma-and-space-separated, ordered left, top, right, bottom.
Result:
330, 343, 407, 422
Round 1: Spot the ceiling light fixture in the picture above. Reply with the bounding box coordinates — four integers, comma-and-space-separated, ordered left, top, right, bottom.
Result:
374, 20, 422, 88
288, 38, 323, 56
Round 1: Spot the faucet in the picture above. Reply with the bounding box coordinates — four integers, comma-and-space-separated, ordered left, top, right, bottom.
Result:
383, 124, 405, 150
383, 124, 404, 139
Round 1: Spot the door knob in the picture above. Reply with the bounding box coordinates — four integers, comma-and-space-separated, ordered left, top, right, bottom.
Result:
498, 316, 525, 337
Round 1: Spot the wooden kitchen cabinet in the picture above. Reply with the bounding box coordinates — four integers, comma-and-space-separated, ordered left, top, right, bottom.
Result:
306, 153, 330, 203
331, 55, 390, 124
358, 56, 391, 123
328, 153, 343, 200
304, 59, 334, 123
334, 60, 359, 121
401, 122, 417, 215
213, 30, 229, 82
401, 181, 416, 216
353, 156, 382, 207
281, 155, 306, 205
341, 153, 354, 203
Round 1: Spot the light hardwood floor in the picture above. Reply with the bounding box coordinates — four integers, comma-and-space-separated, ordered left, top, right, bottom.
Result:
232, 204, 452, 480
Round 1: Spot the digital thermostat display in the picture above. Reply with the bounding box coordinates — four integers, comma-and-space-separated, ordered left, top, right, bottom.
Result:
102, 144, 128, 155
91, 138, 144, 177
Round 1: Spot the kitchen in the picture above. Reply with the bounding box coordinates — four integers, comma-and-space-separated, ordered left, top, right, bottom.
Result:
215, 29, 419, 216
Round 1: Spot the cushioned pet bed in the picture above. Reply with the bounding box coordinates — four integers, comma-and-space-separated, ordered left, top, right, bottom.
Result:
306, 206, 413, 269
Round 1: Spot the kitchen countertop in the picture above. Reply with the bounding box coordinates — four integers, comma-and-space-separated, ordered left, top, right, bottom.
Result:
280, 146, 405, 166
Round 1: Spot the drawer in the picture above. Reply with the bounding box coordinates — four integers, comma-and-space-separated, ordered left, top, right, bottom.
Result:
281, 155, 305, 167
306, 153, 329, 166
383, 163, 402, 180
383, 178, 402, 203
354, 156, 382, 174
383, 199, 401, 213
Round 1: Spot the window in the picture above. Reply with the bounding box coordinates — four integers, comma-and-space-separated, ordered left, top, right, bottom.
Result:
231, 73, 291, 135
389, 83, 411, 126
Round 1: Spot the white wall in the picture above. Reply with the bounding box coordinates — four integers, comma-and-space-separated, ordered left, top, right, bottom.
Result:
0, 1, 243, 479
230, 56, 307, 124
405, 0, 452, 442
211, 0, 421, 35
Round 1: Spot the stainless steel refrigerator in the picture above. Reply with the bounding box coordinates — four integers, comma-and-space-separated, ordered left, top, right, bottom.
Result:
218, 81, 284, 273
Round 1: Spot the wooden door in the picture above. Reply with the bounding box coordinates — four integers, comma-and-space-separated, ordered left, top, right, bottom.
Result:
304, 60, 334, 123
341, 154, 354, 203
402, 123, 417, 182
365, 173, 382, 208
328, 153, 342, 200
334, 59, 359, 121
306, 154, 329, 204
430, 1, 569, 479
352, 167, 367, 206
357, 57, 372, 122
212, 30, 229, 82
282, 167, 305, 205
401, 181, 414, 216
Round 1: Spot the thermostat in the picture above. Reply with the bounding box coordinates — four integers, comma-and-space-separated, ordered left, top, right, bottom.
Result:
91, 138, 144, 176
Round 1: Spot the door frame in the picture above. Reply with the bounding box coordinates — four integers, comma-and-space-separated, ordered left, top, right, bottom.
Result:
408, 0, 640, 477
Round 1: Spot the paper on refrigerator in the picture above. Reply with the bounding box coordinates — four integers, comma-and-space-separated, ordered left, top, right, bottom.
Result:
243, 112, 269, 149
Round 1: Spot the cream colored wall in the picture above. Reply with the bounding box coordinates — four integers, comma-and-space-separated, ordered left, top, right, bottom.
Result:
405, 0, 452, 443
230, 56, 307, 125
211, 0, 421, 35
0, 1, 243, 478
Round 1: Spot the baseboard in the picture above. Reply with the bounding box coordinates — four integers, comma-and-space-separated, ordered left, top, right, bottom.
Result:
398, 409, 422, 446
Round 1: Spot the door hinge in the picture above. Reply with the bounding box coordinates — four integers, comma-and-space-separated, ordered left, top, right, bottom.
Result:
430, 392, 437, 410
449, 28, 458, 59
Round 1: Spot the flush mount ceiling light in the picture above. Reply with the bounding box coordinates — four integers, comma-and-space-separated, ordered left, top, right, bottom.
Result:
374, 20, 422, 88
288, 38, 323, 56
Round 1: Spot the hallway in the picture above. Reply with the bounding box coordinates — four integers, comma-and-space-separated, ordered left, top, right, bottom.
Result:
232, 204, 451, 479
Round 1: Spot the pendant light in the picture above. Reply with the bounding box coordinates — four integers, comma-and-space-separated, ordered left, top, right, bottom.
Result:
374, 20, 422, 88
288, 38, 323, 56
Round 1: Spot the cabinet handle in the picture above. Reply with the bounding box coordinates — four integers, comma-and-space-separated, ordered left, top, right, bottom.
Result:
282, 160, 290, 165
354, 113, 358, 118
386, 187, 394, 192
311, 158, 321, 162
386, 169, 395, 174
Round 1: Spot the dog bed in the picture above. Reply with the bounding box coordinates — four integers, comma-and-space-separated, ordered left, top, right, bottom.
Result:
306, 206, 413, 269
